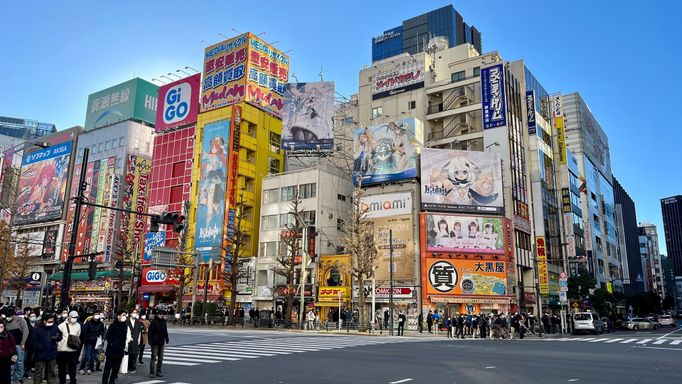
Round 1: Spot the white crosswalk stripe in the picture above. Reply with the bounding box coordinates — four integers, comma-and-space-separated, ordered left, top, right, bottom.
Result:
131, 381, 191, 384
670, 339, 682, 345
604, 338, 623, 343
653, 339, 667, 345
523, 336, 682, 348
153, 336, 420, 367
620, 339, 638, 344
637, 338, 652, 344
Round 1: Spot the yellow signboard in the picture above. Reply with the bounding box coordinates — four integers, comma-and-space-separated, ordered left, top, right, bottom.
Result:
536, 236, 549, 295
317, 254, 351, 302
555, 116, 567, 164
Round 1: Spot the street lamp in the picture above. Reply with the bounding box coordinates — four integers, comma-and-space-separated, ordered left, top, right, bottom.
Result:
485, 142, 500, 151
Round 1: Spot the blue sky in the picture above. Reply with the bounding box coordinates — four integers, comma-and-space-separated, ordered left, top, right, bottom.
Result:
1, 1, 680, 251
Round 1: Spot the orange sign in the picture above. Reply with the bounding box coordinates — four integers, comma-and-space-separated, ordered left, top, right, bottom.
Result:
424, 258, 507, 296
536, 236, 549, 295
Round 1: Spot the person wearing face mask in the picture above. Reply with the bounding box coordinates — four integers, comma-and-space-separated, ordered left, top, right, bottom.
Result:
125, 310, 142, 374
30, 313, 62, 384
56, 311, 69, 326
137, 314, 149, 365
23, 311, 37, 380
147, 309, 169, 378
3, 307, 28, 384
78, 313, 104, 375
0, 321, 18, 384
101, 311, 128, 384
56, 311, 81, 384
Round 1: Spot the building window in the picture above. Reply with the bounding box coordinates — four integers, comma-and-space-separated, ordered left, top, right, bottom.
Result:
171, 161, 185, 178
451, 70, 465, 82
269, 132, 281, 154
342, 117, 354, 125
134, 139, 140, 149
281, 186, 297, 202
268, 158, 281, 175
260, 215, 278, 231
169, 185, 183, 204
299, 183, 316, 199
259, 241, 278, 258
337, 218, 344, 230
301, 210, 316, 226
337, 194, 346, 202
473, 67, 481, 77
408, 100, 416, 110
263, 188, 279, 204
279, 213, 296, 229
371, 106, 383, 119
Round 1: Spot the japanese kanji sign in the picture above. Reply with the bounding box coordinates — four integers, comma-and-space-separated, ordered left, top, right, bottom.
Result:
425, 258, 507, 296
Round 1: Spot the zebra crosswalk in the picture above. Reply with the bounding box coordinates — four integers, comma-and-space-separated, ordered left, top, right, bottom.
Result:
537, 336, 682, 347
157, 336, 419, 366
130, 381, 191, 384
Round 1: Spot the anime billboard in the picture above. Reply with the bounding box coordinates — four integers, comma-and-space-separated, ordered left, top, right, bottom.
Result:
282, 82, 334, 151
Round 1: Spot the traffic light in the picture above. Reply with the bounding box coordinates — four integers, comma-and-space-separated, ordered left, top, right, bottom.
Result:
88, 260, 97, 280
149, 212, 185, 233
150, 215, 161, 232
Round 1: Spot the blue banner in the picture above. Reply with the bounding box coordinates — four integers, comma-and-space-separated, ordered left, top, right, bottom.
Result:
526, 90, 536, 134
195, 120, 230, 251
143, 232, 166, 262
22, 141, 72, 166
481, 64, 507, 129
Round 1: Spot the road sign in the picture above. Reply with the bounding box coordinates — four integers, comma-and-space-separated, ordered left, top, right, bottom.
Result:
30, 272, 42, 282
559, 291, 567, 304
559, 272, 567, 280
572, 302, 579, 309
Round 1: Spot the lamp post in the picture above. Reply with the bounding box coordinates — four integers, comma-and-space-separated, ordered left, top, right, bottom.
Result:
389, 229, 394, 336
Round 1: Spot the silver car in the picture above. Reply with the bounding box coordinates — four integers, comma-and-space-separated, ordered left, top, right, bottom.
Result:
626, 318, 660, 331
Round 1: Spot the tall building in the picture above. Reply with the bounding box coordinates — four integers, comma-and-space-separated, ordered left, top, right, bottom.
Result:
661, 195, 682, 277
613, 177, 645, 296
0, 115, 56, 149
639, 223, 665, 297
562, 93, 621, 290
189, 32, 287, 303
371, 5, 482, 62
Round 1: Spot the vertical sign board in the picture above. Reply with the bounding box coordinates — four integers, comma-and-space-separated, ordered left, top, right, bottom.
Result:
195, 120, 230, 260
526, 90, 536, 135
561, 188, 571, 213
536, 236, 549, 295
553, 95, 567, 164
481, 63, 507, 129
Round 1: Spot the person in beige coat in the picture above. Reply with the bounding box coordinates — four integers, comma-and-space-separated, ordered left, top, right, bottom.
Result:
57, 311, 81, 384
137, 314, 150, 365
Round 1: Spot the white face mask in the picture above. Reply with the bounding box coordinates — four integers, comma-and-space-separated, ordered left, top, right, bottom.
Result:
69, 317, 77, 323
141, 315, 146, 320
131, 313, 139, 319
29, 316, 37, 323
93, 315, 100, 320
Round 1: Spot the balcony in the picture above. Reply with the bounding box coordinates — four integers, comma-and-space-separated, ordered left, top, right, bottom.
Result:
427, 110, 482, 143
239, 162, 257, 179
426, 83, 481, 121
240, 133, 257, 151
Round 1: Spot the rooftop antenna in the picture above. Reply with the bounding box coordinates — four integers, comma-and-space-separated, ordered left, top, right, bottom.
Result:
319, 67, 324, 82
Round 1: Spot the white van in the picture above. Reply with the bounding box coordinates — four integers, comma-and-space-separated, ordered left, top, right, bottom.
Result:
573, 312, 605, 335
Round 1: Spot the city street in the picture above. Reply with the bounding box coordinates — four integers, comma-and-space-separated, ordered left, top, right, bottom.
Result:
72, 325, 682, 384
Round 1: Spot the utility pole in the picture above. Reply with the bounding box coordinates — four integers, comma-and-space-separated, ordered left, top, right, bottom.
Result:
60, 148, 89, 310
191, 251, 199, 322
202, 258, 213, 320
299, 226, 308, 329
389, 229, 394, 336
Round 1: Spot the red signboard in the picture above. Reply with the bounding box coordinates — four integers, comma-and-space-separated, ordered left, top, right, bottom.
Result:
155, 74, 201, 133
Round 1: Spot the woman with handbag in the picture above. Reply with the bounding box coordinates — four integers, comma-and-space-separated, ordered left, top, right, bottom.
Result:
101, 310, 128, 384
56, 311, 81, 384
0, 322, 18, 384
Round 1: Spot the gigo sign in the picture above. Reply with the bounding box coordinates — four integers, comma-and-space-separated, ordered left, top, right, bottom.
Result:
155, 73, 201, 133
142, 268, 168, 285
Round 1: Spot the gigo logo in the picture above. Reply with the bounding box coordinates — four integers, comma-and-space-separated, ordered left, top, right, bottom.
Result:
145, 270, 167, 283
163, 82, 192, 124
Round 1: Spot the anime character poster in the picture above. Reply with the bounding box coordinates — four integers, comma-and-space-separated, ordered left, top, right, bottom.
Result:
420, 148, 503, 214
425, 214, 504, 254
195, 120, 230, 253
15, 141, 72, 225
282, 81, 334, 151
352, 117, 422, 185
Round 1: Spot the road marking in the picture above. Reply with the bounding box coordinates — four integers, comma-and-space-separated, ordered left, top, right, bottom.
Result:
160, 361, 199, 366
636, 339, 652, 344
389, 379, 413, 384
163, 352, 242, 361
588, 338, 609, 342
567, 380, 580, 382
638, 346, 682, 351
162, 356, 223, 363
620, 339, 638, 344
653, 339, 667, 345
581, 338, 595, 341
670, 339, 682, 345
131, 381, 164, 384
604, 338, 623, 343
657, 327, 682, 339
485, 366, 496, 369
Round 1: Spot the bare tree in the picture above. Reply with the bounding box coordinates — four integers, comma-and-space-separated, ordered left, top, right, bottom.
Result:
275, 194, 305, 328
168, 225, 194, 315
339, 182, 378, 332
7, 236, 35, 307
0, 219, 14, 300
223, 193, 250, 325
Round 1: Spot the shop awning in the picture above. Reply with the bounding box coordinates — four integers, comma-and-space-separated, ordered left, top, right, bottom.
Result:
139, 285, 175, 293
429, 295, 514, 305
315, 301, 350, 307
48, 271, 131, 281
182, 294, 222, 302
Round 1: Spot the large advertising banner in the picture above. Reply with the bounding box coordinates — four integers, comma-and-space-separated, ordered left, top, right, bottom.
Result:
143, 232, 166, 263
61, 163, 81, 262
425, 258, 508, 296
14, 141, 72, 225
373, 214, 415, 281
425, 213, 504, 255
195, 120, 230, 252
359, 192, 412, 219
481, 63, 507, 129
536, 236, 549, 295
156, 73, 201, 133
282, 82, 335, 151
202, 34, 249, 112
372, 57, 424, 100
246, 33, 290, 118
317, 254, 351, 303
352, 118, 422, 185
526, 90, 536, 135
121, 155, 151, 262
420, 148, 503, 214
84, 78, 158, 131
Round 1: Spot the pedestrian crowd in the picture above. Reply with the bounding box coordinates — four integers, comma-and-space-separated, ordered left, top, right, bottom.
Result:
416, 310, 549, 339
0, 304, 170, 384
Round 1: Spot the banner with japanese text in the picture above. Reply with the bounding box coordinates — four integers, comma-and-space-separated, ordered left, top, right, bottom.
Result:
425, 258, 507, 296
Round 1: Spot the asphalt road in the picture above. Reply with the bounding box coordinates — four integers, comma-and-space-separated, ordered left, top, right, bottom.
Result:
75, 325, 682, 384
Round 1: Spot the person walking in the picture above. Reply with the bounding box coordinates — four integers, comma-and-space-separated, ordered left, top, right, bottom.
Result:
78, 312, 104, 375
31, 313, 61, 384
397, 312, 406, 336
479, 315, 488, 339
4, 308, 28, 384
101, 310, 128, 384
148, 310, 169, 378
126, 309, 142, 373
510, 313, 518, 340
456, 315, 465, 339
445, 316, 453, 338
0, 321, 18, 384
383, 310, 389, 330
137, 314, 150, 365
432, 311, 440, 335
24, 310, 37, 380
417, 312, 423, 334
56, 311, 81, 384
426, 311, 433, 333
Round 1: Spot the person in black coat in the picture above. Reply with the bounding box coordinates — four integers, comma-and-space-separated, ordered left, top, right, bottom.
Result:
78, 313, 105, 374
31, 313, 62, 384
126, 309, 143, 373
101, 310, 128, 384
147, 309, 169, 378
0, 322, 18, 384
